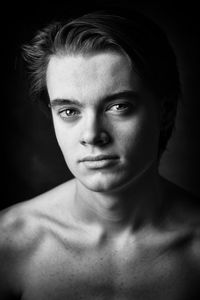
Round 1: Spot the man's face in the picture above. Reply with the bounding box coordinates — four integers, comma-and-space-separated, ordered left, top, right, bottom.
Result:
47, 51, 161, 192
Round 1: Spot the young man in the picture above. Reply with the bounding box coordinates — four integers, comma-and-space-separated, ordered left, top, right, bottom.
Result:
0, 8, 200, 300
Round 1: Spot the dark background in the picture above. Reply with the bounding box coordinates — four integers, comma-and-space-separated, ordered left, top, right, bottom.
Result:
2, 1, 200, 209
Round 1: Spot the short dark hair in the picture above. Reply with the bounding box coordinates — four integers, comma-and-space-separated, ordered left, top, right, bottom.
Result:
22, 8, 181, 158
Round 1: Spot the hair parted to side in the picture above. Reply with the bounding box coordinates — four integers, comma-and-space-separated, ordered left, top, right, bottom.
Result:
22, 8, 181, 158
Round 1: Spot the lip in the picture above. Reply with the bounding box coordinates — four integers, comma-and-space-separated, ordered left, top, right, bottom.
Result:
79, 154, 119, 162
79, 155, 119, 169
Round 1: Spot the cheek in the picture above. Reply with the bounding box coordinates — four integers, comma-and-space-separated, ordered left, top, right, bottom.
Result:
115, 112, 160, 157
53, 121, 77, 156
58, 135, 76, 156
55, 131, 78, 173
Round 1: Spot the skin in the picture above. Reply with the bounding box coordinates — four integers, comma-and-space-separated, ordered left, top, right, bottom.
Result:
47, 52, 161, 192
0, 51, 200, 300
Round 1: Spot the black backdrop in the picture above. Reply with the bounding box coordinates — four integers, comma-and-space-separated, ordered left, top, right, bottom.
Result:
2, 1, 200, 209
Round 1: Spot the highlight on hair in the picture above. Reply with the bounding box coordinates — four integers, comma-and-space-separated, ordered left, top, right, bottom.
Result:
22, 9, 181, 157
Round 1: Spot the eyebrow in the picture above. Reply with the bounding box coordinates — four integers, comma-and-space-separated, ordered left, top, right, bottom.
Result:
49, 90, 139, 108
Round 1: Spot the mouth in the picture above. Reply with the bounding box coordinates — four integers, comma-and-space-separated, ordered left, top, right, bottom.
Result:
80, 154, 119, 162
79, 155, 119, 169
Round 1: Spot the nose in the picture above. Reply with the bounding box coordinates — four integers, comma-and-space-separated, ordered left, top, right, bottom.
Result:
80, 112, 110, 147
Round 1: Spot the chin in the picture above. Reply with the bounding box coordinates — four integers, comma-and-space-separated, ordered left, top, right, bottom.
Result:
77, 160, 157, 193
71, 158, 157, 193
77, 172, 137, 193
76, 172, 119, 192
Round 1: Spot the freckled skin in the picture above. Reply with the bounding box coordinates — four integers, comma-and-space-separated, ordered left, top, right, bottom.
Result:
0, 52, 199, 300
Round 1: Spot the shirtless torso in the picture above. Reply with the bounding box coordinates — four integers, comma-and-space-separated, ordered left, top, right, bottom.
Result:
0, 177, 200, 300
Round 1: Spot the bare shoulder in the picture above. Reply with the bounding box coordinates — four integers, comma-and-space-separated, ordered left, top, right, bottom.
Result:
0, 179, 75, 252
0, 195, 42, 297
160, 176, 200, 226
0, 202, 42, 255
0, 179, 76, 297
160, 176, 200, 270
0, 179, 75, 261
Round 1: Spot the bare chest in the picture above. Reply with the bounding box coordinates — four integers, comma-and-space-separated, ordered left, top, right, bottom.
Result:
20, 237, 196, 300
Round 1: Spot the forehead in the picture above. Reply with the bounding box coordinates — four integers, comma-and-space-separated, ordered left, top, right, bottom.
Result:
46, 51, 141, 101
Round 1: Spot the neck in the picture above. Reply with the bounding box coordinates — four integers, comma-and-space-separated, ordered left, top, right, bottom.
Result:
73, 166, 163, 236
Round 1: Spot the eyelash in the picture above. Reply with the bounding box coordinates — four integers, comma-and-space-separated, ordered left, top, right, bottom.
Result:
59, 108, 80, 118
57, 102, 133, 120
106, 103, 130, 112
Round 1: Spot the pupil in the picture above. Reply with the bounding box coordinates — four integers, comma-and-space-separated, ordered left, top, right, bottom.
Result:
67, 109, 72, 115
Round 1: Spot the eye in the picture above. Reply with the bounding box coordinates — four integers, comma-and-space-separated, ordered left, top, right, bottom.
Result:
58, 108, 81, 120
107, 102, 132, 114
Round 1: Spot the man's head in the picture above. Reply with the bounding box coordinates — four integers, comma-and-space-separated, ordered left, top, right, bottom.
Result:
23, 9, 181, 191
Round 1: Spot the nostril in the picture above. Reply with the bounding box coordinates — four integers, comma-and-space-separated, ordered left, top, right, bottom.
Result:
80, 131, 110, 146
99, 132, 110, 145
